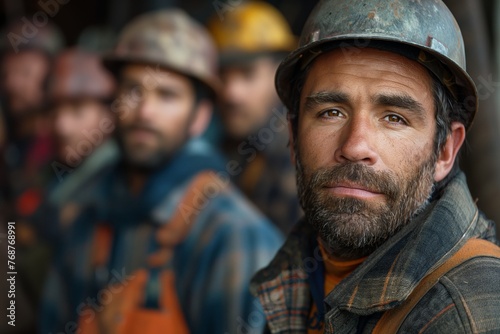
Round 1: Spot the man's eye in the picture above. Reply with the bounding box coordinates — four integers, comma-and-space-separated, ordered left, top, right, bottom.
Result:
119, 84, 139, 95
384, 114, 407, 125
158, 90, 176, 99
319, 109, 343, 118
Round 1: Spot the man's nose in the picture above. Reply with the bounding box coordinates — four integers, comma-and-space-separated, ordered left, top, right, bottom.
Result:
54, 108, 74, 137
223, 76, 246, 103
135, 92, 156, 121
334, 115, 379, 165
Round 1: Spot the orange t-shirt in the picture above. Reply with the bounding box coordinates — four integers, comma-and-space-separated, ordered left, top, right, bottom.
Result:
307, 241, 366, 334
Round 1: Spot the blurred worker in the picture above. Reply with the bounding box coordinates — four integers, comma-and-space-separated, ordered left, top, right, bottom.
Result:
0, 20, 63, 190
208, 1, 301, 233
40, 10, 282, 334
0, 21, 64, 331
0, 20, 64, 229
40, 48, 118, 240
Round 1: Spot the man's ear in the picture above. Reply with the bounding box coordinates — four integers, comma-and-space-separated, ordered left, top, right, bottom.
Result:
189, 99, 212, 138
434, 121, 466, 182
288, 119, 296, 165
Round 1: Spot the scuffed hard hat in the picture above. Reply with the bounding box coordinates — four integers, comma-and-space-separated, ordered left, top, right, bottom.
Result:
276, 0, 478, 129
49, 48, 116, 102
103, 9, 220, 97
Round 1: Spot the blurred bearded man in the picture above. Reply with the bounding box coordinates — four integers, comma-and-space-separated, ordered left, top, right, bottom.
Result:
208, 1, 301, 233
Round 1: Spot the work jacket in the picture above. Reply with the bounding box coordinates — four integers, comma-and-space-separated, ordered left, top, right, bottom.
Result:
251, 172, 500, 333
41, 138, 283, 334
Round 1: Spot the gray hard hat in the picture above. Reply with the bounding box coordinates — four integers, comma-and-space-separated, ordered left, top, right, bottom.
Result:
276, 0, 478, 129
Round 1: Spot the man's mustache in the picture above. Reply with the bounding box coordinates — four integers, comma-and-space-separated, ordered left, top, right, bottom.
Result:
222, 103, 248, 116
311, 163, 400, 201
123, 124, 161, 136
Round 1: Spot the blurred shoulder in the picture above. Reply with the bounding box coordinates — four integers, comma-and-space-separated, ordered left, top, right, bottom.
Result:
206, 182, 281, 234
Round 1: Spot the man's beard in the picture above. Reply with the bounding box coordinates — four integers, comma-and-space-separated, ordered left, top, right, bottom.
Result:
296, 150, 437, 259
117, 124, 187, 173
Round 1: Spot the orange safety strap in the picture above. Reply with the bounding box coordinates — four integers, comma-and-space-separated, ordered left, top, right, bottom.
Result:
91, 224, 114, 268
80, 171, 226, 334
148, 170, 227, 266
239, 154, 266, 197
159, 171, 224, 244
90, 171, 227, 268
373, 238, 500, 334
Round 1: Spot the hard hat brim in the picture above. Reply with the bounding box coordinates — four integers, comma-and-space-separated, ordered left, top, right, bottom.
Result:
276, 36, 478, 130
102, 54, 221, 100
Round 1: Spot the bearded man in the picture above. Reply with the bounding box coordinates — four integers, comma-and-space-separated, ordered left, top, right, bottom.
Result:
250, 0, 500, 333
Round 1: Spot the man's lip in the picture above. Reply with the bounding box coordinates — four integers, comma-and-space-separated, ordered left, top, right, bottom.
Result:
127, 128, 158, 140
225, 109, 247, 119
128, 128, 157, 135
324, 183, 383, 198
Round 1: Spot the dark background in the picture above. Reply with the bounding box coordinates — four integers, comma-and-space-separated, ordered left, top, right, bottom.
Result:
0, 0, 317, 47
1, 0, 496, 44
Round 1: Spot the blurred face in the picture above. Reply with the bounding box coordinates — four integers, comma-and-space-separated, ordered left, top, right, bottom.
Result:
1, 51, 50, 115
219, 56, 279, 140
295, 48, 439, 259
117, 64, 197, 170
53, 99, 113, 164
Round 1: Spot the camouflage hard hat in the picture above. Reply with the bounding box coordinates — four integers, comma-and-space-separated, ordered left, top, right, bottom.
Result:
276, 0, 478, 129
0, 19, 64, 55
49, 48, 116, 102
103, 9, 220, 97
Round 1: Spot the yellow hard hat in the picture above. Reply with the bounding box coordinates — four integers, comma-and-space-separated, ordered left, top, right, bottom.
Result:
208, 1, 296, 56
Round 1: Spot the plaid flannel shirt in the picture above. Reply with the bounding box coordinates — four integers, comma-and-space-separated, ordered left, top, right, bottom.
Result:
251, 172, 500, 333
